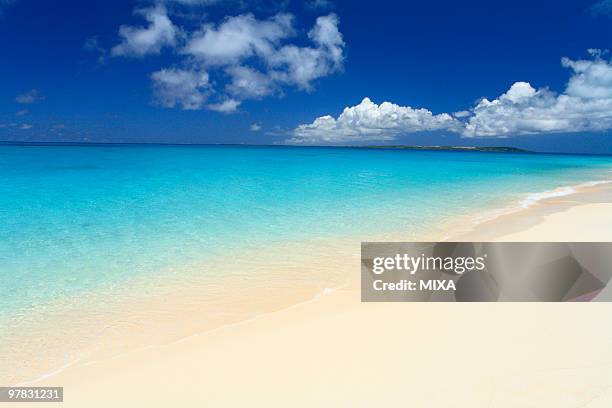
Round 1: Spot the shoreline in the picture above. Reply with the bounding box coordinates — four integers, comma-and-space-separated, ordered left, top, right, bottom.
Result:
6, 178, 612, 398
436, 178, 612, 241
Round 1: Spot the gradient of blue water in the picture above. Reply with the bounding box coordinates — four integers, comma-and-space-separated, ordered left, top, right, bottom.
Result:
1, 145, 611, 314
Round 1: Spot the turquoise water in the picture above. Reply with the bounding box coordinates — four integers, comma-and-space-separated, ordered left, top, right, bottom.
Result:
1, 145, 612, 316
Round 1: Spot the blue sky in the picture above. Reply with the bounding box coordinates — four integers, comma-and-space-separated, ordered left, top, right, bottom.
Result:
1, 0, 612, 153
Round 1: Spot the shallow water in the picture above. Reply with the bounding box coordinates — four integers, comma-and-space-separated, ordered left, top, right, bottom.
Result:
2, 145, 612, 317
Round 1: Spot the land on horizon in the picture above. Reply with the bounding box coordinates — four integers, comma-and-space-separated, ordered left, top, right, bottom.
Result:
363, 145, 530, 153
6, 141, 612, 156
0, 141, 541, 153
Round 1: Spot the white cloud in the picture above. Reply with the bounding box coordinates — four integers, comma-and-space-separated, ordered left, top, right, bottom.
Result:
290, 51, 612, 143
225, 65, 276, 99
453, 110, 470, 118
183, 12, 344, 95
562, 54, 612, 99
267, 13, 344, 90
207, 98, 241, 113
15, 109, 28, 116
250, 122, 262, 131
111, 5, 179, 58
464, 54, 612, 136
151, 68, 210, 110
105, 6, 345, 113
308, 13, 343, 65
20, 124, 32, 130
184, 13, 294, 66
289, 97, 461, 144
15, 89, 45, 104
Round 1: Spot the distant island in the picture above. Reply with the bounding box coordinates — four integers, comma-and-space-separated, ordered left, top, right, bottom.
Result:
0, 141, 530, 153
363, 145, 530, 153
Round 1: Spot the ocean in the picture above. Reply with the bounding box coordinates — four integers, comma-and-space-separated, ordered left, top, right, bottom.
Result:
1, 144, 612, 382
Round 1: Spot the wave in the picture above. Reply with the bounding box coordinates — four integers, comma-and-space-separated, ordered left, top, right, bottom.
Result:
470, 179, 612, 226
519, 180, 612, 209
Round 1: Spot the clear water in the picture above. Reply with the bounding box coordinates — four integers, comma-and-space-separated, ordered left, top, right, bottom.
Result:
1, 145, 612, 316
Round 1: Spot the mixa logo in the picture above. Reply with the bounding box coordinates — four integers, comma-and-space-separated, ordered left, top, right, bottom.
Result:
372, 279, 457, 291
420, 279, 456, 290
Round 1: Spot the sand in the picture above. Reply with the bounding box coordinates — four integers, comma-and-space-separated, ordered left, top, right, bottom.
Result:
494, 203, 612, 241
18, 190, 612, 407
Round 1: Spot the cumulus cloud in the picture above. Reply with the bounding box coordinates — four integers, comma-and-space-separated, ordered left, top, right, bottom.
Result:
453, 110, 470, 118
563, 51, 612, 98
111, 5, 179, 57
181, 12, 344, 104
463, 53, 612, 136
151, 68, 210, 110
184, 13, 294, 66
291, 51, 612, 143
172, 12, 343, 111
250, 122, 262, 131
308, 13, 343, 63
106, 4, 345, 113
267, 13, 344, 90
225, 65, 277, 99
207, 98, 241, 113
15, 89, 45, 104
289, 97, 461, 144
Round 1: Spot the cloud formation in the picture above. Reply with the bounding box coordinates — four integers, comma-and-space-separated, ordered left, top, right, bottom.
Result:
15, 89, 45, 104
184, 13, 294, 66
207, 98, 241, 113
290, 97, 461, 144
111, 5, 179, 57
291, 51, 612, 143
225, 65, 277, 99
464, 52, 612, 136
267, 13, 344, 90
110, 5, 344, 113
182, 12, 344, 98
151, 68, 210, 109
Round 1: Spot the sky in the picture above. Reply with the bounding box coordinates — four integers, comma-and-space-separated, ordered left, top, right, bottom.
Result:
1, 0, 612, 153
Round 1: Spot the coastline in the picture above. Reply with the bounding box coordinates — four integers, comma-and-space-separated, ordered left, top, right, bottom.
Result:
9, 178, 612, 406
440, 179, 612, 241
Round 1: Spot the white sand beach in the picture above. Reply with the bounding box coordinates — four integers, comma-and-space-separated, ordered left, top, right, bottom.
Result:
19, 187, 612, 407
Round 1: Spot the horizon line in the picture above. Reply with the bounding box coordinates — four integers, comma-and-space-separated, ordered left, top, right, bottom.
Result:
2, 140, 612, 157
